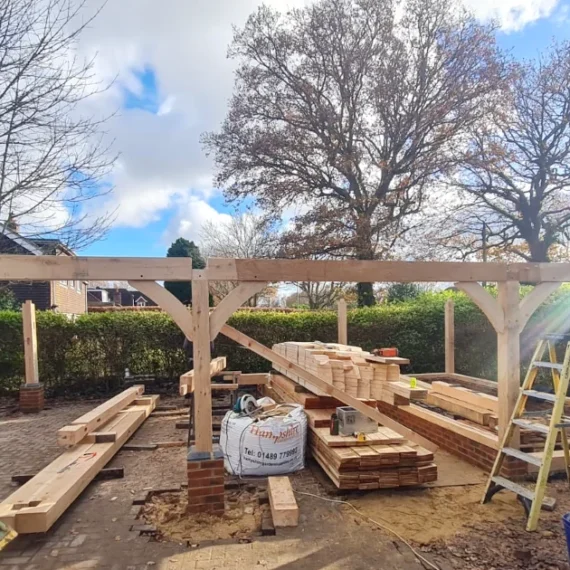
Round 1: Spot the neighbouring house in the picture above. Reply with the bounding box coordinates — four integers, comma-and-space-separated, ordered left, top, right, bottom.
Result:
0, 225, 87, 315
87, 286, 158, 309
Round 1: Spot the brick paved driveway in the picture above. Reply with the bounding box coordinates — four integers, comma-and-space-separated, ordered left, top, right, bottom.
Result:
0, 398, 443, 570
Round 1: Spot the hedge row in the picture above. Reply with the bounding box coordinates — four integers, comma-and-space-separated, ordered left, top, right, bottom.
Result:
1, 288, 569, 396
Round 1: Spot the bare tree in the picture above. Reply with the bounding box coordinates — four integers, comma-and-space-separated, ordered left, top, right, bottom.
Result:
203, 0, 506, 305
290, 281, 344, 309
438, 41, 570, 262
0, 0, 116, 249
199, 212, 278, 305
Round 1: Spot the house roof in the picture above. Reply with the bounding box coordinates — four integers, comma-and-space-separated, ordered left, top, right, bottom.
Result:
0, 228, 73, 256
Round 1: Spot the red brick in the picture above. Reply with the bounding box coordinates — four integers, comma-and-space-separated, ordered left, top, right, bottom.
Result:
200, 459, 224, 469
187, 485, 225, 498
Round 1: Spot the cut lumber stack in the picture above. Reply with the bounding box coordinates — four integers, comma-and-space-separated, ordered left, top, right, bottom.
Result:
269, 373, 377, 410
307, 416, 437, 490
266, 376, 438, 490
271, 342, 424, 405
0, 388, 158, 534
426, 381, 499, 427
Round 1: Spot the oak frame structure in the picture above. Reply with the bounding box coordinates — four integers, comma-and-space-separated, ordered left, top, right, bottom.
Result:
2, 255, 569, 449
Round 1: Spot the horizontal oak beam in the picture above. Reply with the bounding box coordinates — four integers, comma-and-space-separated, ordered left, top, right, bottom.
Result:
206, 258, 570, 283
3, 255, 570, 283
0, 255, 193, 281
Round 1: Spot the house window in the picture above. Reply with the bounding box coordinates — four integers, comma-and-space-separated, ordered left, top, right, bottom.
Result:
136, 297, 147, 307
75, 281, 81, 292
60, 280, 67, 287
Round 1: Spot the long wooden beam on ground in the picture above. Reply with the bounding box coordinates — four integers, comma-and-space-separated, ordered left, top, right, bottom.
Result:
4, 255, 570, 283
220, 324, 438, 452
57, 386, 145, 447
0, 396, 158, 533
179, 357, 227, 396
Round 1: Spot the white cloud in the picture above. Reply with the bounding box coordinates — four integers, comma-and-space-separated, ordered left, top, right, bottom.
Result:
164, 197, 233, 244
464, 0, 560, 31
73, 0, 560, 235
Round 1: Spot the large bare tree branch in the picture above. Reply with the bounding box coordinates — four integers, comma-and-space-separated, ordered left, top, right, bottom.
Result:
0, 0, 117, 250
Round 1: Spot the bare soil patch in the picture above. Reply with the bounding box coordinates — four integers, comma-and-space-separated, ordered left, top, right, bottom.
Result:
142, 487, 267, 544
349, 484, 521, 544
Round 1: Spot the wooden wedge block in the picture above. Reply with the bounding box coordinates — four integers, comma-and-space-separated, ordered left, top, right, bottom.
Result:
268, 477, 298, 527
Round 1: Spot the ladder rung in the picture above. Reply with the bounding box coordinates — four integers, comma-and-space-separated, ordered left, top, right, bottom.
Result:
502, 447, 543, 466
512, 419, 549, 435
522, 390, 557, 402
532, 361, 563, 371
491, 476, 556, 510
544, 333, 570, 342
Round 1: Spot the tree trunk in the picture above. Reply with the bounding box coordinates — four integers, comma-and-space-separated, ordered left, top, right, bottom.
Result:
528, 236, 550, 262
357, 282, 375, 307
355, 216, 376, 307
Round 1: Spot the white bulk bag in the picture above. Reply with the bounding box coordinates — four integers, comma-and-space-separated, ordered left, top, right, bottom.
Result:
220, 400, 307, 477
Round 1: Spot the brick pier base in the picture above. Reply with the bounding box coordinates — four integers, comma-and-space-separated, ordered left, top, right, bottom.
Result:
19, 383, 45, 413
187, 444, 225, 515
377, 402, 527, 479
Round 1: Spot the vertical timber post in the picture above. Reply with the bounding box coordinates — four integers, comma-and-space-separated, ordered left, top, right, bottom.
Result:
497, 281, 521, 444
444, 298, 455, 374
337, 298, 347, 345
187, 277, 224, 515
191, 278, 213, 452
20, 300, 44, 413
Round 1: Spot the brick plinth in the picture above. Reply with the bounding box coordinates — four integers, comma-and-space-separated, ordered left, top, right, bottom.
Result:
19, 383, 45, 413
187, 445, 225, 515
377, 402, 528, 479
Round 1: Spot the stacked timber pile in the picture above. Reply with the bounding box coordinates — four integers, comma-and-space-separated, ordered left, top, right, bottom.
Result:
0, 387, 158, 534
272, 342, 426, 405
425, 381, 499, 429
266, 373, 437, 490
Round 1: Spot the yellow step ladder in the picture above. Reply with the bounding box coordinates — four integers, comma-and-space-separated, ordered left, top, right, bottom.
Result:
482, 334, 570, 531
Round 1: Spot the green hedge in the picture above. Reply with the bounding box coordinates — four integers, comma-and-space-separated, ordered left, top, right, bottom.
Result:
1, 289, 569, 396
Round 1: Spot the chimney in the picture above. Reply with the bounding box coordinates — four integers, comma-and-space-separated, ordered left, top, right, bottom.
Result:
113, 288, 121, 306
6, 212, 19, 233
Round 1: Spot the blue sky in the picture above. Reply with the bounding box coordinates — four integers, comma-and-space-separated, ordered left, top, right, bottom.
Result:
80, 0, 570, 259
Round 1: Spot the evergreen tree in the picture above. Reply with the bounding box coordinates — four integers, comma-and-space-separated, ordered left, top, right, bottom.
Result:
164, 238, 206, 305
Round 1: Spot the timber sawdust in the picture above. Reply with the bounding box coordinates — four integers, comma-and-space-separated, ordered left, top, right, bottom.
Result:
142, 488, 266, 544
347, 484, 522, 544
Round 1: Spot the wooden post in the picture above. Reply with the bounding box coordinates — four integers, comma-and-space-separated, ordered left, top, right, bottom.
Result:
192, 279, 213, 452
444, 298, 455, 374
497, 281, 521, 442
22, 300, 39, 385
337, 298, 347, 345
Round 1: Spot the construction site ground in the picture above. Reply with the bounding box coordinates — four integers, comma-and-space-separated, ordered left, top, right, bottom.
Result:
1, 396, 569, 570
